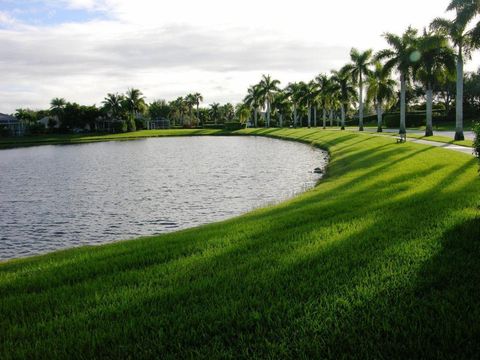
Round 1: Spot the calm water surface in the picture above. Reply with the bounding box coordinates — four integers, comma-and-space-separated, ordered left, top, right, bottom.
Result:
0, 136, 327, 260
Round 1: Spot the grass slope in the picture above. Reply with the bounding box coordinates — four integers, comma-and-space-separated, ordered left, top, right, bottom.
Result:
0, 129, 224, 149
1, 129, 479, 359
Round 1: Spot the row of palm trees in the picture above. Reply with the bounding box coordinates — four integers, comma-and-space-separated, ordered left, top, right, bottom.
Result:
240, 0, 479, 140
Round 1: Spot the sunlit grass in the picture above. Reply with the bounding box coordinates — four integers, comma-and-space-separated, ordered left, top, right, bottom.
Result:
1, 129, 479, 358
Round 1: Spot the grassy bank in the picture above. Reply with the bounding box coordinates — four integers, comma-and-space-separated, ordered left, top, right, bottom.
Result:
1, 129, 479, 359
0, 129, 225, 149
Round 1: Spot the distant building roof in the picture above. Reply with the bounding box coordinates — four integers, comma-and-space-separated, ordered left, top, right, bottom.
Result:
0, 113, 18, 125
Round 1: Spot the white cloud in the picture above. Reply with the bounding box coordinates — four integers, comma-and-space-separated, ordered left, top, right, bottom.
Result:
0, 0, 479, 113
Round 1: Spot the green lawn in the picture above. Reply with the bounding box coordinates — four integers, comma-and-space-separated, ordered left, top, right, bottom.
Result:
1, 129, 479, 359
0, 129, 225, 149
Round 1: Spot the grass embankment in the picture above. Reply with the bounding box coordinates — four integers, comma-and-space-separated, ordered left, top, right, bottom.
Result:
0, 129, 224, 149
1, 129, 480, 358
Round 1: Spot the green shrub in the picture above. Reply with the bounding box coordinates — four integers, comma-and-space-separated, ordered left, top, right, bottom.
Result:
0, 125, 9, 137
203, 124, 224, 129
28, 122, 46, 135
364, 114, 378, 124
127, 117, 136, 132
112, 121, 128, 133
135, 118, 146, 130
383, 111, 449, 128
224, 122, 244, 131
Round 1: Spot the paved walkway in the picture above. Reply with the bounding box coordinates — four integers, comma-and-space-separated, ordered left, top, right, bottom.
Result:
365, 128, 476, 140
405, 137, 475, 155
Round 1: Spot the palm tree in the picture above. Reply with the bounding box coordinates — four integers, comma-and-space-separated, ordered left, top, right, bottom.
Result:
192, 93, 203, 126
315, 74, 331, 129
124, 88, 146, 119
377, 27, 419, 135
415, 32, 456, 136
102, 93, 124, 119
272, 91, 291, 128
366, 62, 396, 132
258, 75, 281, 127
331, 66, 357, 130
209, 103, 220, 125
185, 94, 196, 126
431, 6, 475, 140
50, 98, 67, 125
244, 85, 263, 127
345, 48, 373, 131
286, 83, 304, 128
221, 103, 235, 123
305, 81, 319, 128
235, 103, 251, 127
170, 97, 187, 126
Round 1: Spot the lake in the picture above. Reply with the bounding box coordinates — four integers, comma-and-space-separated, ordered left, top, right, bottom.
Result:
0, 136, 327, 260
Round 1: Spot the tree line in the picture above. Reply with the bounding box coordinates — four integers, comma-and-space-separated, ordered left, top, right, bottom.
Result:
240, 0, 480, 140
8, 0, 480, 141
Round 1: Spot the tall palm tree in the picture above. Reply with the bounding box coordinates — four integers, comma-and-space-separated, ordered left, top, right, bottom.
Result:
377, 27, 419, 135
331, 66, 357, 130
192, 93, 203, 126
315, 74, 331, 129
431, 6, 475, 140
124, 88, 146, 119
272, 91, 291, 128
345, 48, 374, 131
50, 98, 67, 125
286, 82, 304, 128
244, 85, 263, 127
415, 32, 456, 136
366, 62, 396, 132
258, 75, 281, 128
170, 97, 187, 126
306, 81, 320, 128
102, 93, 124, 120
185, 94, 195, 126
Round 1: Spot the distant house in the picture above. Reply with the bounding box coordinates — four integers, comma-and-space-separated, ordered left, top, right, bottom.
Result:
146, 118, 170, 129
38, 116, 60, 129
0, 113, 25, 136
95, 116, 124, 133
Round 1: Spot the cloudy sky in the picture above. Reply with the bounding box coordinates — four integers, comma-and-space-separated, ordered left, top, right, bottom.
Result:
0, 0, 479, 113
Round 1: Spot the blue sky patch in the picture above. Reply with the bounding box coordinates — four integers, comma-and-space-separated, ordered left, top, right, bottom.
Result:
0, 0, 106, 26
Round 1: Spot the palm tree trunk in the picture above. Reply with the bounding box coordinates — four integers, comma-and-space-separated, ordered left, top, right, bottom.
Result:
425, 84, 433, 137
279, 114, 283, 128
359, 73, 364, 131
341, 104, 346, 130
196, 104, 200, 127
455, 46, 464, 141
322, 108, 326, 129
294, 108, 298, 128
377, 102, 383, 132
254, 109, 258, 127
314, 107, 317, 127
266, 100, 271, 128
400, 73, 407, 135
329, 110, 333, 127
307, 106, 311, 128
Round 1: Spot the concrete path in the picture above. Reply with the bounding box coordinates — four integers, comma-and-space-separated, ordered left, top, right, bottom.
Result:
364, 128, 475, 140
405, 137, 475, 155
